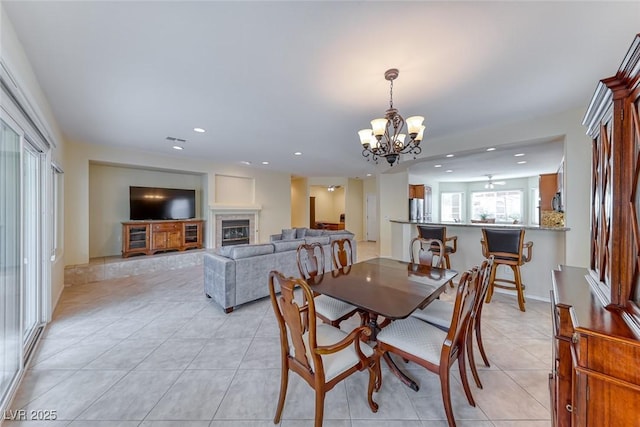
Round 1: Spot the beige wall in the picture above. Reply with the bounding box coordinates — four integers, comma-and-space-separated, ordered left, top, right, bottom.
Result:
378, 171, 409, 256
89, 164, 205, 258
310, 185, 344, 223
346, 178, 364, 240
291, 177, 308, 228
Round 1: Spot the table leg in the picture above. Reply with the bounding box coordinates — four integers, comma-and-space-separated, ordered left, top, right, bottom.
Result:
383, 352, 420, 392
368, 314, 379, 341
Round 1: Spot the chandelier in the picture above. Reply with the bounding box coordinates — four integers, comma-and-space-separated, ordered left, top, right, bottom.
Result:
358, 68, 425, 166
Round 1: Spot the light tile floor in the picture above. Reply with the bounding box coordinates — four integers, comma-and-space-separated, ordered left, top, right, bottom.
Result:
6, 242, 552, 426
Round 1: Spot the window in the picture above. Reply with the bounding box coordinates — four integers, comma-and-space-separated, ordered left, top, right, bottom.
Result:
471, 190, 523, 223
530, 188, 539, 225
441, 192, 463, 222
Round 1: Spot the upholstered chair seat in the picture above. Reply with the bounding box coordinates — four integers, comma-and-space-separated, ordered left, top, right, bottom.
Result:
411, 299, 452, 330
377, 317, 447, 365
313, 295, 360, 323
302, 324, 375, 381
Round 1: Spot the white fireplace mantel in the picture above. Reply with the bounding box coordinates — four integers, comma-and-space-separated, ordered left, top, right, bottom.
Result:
210, 204, 262, 212
208, 205, 261, 247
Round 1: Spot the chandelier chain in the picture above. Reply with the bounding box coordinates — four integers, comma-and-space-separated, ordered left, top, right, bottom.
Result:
389, 78, 394, 109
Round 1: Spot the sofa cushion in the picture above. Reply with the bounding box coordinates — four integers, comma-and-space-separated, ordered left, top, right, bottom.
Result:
306, 229, 323, 237
328, 233, 354, 242
230, 243, 275, 260
213, 246, 233, 257
305, 236, 330, 245
295, 227, 307, 239
281, 228, 296, 240
272, 239, 305, 253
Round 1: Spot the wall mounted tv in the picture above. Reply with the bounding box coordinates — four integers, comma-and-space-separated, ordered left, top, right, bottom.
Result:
129, 186, 196, 220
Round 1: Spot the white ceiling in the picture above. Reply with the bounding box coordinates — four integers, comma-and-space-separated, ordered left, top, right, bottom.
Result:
3, 1, 639, 180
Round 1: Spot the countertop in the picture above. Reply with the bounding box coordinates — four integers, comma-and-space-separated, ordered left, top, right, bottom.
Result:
389, 219, 569, 232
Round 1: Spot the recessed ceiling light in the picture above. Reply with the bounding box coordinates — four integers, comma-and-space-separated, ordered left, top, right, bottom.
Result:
172, 146, 183, 150
445, 169, 453, 173
446, 154, 454, 158
486, 147, 496, 151
514, 153, 525, 157
366, 173, 372, 177
294, 152, 302, 156
261, 161, 269, 165
434, 164, 442, 168
193, 128, 206, 133
240, 161, 252, 165
517, 160, 527, 164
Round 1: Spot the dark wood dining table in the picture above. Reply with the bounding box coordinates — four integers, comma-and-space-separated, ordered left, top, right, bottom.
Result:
308, 257, 458, 390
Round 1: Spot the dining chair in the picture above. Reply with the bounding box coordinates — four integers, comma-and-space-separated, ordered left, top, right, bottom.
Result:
416, 225, 458, 269
375, 267, 481, 427
409, 236, 445, 267
481, 228, 532, 311
297, 242, 359, 327
268, 270, 379, 427
411, 257, 494, 389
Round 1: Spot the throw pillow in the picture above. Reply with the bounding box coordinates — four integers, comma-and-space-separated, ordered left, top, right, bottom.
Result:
295, 227, 307, 239
281, 228, 296, 240
306, 228, 322, 237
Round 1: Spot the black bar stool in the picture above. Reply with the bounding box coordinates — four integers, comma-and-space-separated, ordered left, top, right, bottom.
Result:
416, 225, 458, 269
481, 228, 532, 311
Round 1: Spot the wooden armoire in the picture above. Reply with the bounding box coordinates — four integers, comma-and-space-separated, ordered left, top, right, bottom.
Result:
550, 34, 640, 426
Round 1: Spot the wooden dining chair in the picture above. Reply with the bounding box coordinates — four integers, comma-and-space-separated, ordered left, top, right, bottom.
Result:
411, 258, 494, 389
416, 225, 458, 269
268, 270, 379, 427
297, 242, 359, 327
375, 267, 481, 427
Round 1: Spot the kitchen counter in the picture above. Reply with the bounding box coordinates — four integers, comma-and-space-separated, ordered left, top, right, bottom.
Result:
390, 219, 569, 232
390, 220, 567, 301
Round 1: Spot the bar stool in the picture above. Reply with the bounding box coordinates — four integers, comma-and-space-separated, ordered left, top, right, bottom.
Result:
481, 228, 532, 312
416, 225, 458, 269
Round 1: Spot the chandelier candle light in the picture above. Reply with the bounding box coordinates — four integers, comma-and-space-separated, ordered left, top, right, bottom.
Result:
358, 68, 426, 166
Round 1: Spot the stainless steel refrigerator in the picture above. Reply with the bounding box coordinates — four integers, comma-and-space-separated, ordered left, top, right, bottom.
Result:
409, 198, 424, 221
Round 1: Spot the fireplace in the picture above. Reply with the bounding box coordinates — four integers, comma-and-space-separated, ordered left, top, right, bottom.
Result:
209, 205, 260, 248
221, 219, 250, 246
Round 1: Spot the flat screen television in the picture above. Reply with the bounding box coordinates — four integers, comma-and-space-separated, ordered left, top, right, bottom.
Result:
129, 186, 196, 220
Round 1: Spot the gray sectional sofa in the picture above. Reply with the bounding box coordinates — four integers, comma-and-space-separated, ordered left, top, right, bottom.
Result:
203, 227, 356, 313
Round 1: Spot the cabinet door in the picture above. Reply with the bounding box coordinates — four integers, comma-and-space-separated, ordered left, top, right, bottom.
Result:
123, 224, 149, 256
581, 374, 640, 426
539, 173, 558, 210
152, 232, 167, 249
168, 231, 182, 248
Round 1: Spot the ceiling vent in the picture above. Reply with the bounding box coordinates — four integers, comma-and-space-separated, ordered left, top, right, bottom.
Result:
165, 136, 187, 143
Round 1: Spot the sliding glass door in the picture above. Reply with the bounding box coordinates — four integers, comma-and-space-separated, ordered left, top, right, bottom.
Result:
0, 118, 21, 404
23, 143, 42, 345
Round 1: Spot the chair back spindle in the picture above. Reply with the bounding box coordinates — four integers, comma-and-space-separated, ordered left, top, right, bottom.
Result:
410, 237, 445, 268
297, 242, 325, 279
331, 238, 353, 270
